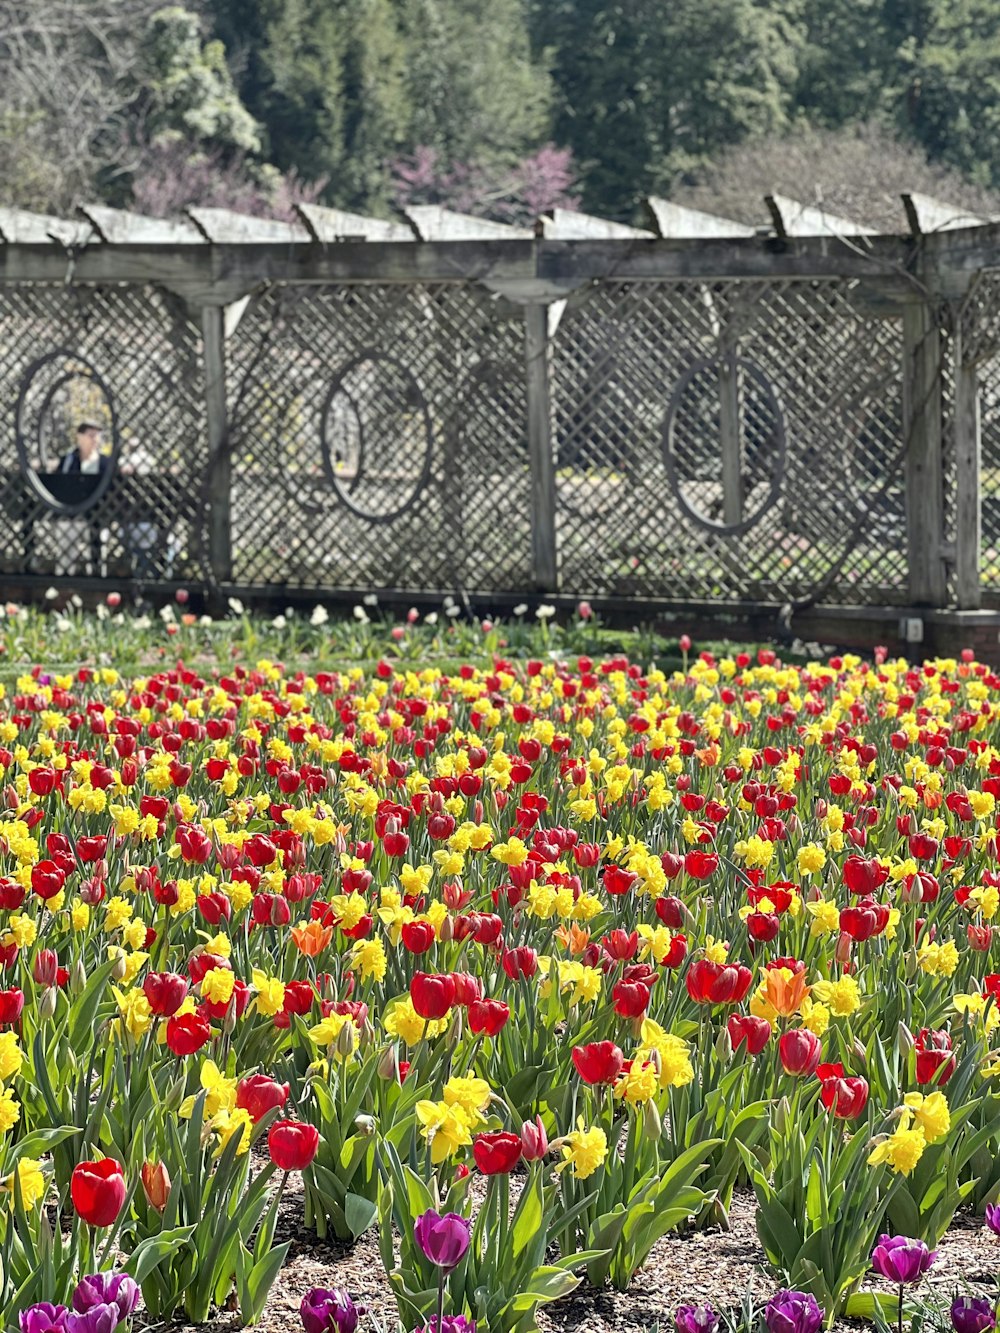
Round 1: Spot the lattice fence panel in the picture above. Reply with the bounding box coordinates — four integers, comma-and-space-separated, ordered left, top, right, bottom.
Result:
550, 278, 906, 604
962, 271, 1000, 595
0, 285, 206, 583
226, 284, 530, 593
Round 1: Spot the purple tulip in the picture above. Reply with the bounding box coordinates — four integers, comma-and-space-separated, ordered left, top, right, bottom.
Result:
413, 1209, 472, 1270
19, 1305, 68, 1333
72, 1274, 140, 1322
300, 1289, 359, 1333
871, 1235, 937, 1285
414, 1320, 477, 1333
675, 1306, 720, 1333
986, 1203, 1000, 1237
764, 1290, 825, 1333
952, 1299, 997, 1333
65, 1307, 119, 1333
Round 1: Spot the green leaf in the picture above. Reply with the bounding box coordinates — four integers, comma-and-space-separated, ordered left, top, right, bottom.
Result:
344, 1191, 377, 1241
124, 1226, 197, 1285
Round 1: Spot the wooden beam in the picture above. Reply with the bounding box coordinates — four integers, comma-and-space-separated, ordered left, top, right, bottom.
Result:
536, 209, 653, 239
766, 194, 876, 238
78, 204, 205, 245
952, 316, 982, 609
0, 207, 91, 246
402, 205, 533, 241
200, 304, 232, 582
903, 300, 948, 606
187, 207, 311, 244
296, 203, 412, 243
902, 192, 994, 237
523, 304, 558, 589
0, 234, 922, 303
644, 197, 758, 238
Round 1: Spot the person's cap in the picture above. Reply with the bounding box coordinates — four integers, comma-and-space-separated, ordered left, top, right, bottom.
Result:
76, 421, 102, 435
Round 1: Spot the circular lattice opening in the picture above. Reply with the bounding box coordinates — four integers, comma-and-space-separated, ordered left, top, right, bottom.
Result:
320, 353, 432, 523
663, 357, 785, 535
16, 351, 119, 515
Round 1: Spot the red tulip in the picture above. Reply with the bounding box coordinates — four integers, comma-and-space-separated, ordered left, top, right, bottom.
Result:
467, 998, 510, 1036
914, 1028, 955, 1086
473, 1132, 522, 1175
686, 959, 752, 1005
401, 920, 436, 955
684, 851, 719, 880
30, 861, 65, 901
268, 1120, 320, 1171
409, 973, 456, 1019
727, 1013, 771, 1055
165, 1011, 211, 1056
571, 1040, 624, 1085
176, 825, 213, 865
818, 1066, 869, 1118
778, 1028, 822, 1077
236, 1074, 290, 1123
842, 856, 888, 896
143, 972, 189, 1017
71, 1158, 126, 1227
32, 950, 58, 987
612, 978, 651, 1019
501, 946, 538, 980
0, 988, 23, 1026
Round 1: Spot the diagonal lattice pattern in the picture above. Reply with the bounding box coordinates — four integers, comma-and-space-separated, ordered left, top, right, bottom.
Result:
226, 284, 530, 593
549, 279, 906, 604
962, 271, 1000, 596
0, 284, 207, 583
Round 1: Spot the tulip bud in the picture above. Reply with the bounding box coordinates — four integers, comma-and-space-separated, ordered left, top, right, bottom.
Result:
336, 1020, 357, 1060
853, 1038, 867, 1068
69, 959, 87, 995
773, 1095, 791, 1135
360, 1017, 376, 1052
141, 1161, 171, 1212
32, 949, 58, 987
354, 1114, 376, 1137
223, 995, 238, 1035
38, 985, 57, 1021
377, 1045, 399, 1081
835, 932, 852, 967
642, 1097, 662, 1140
109, 952, 127, 983
904, 947, 919, 978
164, 1075, 187, 1113
897, 1021, 915, 1056
520, 1115, 548, 1161
715, 1022, 733, 1065
448, 1005, 463, 1044
438, 914, 455, 944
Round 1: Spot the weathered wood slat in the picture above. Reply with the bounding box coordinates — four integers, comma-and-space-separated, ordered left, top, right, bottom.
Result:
536, 209, 653, 239
902, 193, 994, 237
296, 203, 412, 243
403, 205, 533, 241
79, 205, 205, 245
644, 197, 758, 238
903, 301, 948, 606
0, 207, 92, 246
952, 318, 982, 609
187, 207, 311, 244
766, 194, 877, 238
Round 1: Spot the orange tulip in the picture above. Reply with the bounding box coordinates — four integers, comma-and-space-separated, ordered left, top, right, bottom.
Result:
761, 967, 810, 1018
555, 923, 591, 956
290, 921, 333, 957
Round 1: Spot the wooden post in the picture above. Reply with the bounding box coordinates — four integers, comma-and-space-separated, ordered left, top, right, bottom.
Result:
953, 317, 982, 609
201, 304, 232, 584
523, 303, 558, 590
718, 341, 742, 525
903, 300, 947, 606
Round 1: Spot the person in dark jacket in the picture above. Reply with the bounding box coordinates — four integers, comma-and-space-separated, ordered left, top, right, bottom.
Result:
57, 422, 111, 478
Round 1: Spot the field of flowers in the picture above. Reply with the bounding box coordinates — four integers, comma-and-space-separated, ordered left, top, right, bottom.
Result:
0, 601, 999, 1333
